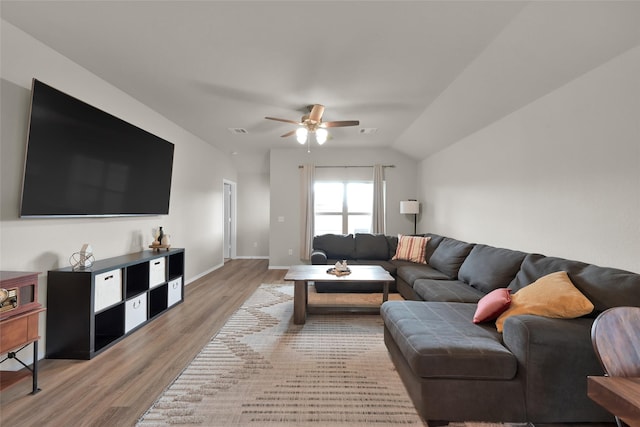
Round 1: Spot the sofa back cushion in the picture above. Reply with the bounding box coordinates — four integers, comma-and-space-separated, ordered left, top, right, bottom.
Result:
458, 244, 528, 293
386, 235, 399, 257
423, 233, 445, 263
354, 233, 390, 260
509, 253, 640, 313
427, 237, 474, 279
313, 234, 355, 259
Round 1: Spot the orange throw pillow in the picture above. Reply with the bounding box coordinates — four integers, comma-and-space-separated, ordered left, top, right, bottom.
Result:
495, 271, 594, 332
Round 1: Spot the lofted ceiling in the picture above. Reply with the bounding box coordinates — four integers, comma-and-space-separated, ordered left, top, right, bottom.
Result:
2, 1, 640, 171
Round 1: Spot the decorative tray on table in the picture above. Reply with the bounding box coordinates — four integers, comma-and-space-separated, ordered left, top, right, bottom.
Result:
326, 267, 351, 276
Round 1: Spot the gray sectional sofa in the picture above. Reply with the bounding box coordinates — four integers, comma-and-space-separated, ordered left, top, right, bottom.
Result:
310, 232, 640, 425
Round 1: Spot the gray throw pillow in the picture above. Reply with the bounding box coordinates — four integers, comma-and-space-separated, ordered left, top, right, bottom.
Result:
458, 244, 527, 293
428, 238, 474, 279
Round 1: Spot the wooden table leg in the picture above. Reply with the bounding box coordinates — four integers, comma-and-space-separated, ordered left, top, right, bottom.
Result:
383, 281, 389, 303
31, 340, 40, 394
293, 280, 308, 325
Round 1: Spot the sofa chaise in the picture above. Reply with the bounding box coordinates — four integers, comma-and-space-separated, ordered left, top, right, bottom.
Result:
310, 232, 640, 425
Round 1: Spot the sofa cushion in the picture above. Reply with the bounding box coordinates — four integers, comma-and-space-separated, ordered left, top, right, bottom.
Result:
385, 235, 398, 258
392, 235, 430, 264
510, 253, 640, 313
423, 233, 445, 263
458, 244, 527, 293
354, 233, 390, 260
473, 289, 512, 323
414, 279, 485, 303
508, 253, 588, 292
427, 237, 474, 279
395, 263, 450, 286
381, 301, 517, 380
313, 234, 355, 260
496, 271, 594, 332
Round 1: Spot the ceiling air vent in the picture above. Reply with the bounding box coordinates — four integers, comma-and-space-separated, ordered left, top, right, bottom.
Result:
359, 128, 378, 134
228, 128, 248, 134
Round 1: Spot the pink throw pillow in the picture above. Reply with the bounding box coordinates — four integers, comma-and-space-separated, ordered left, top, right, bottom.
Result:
473, 288, 512, 324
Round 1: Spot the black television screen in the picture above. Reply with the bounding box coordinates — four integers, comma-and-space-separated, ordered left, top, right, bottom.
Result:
20, 79, 174, 218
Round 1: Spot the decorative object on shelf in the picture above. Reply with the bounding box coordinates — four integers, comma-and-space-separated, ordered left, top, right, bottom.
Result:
400, 199, 420, 235
150, 228, 171, 251
69, 244, 94, 271
161, 234, 171, 246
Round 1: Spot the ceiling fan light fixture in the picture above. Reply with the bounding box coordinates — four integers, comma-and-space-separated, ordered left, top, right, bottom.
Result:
296, 127, 308, 144
315, 128, 328, 145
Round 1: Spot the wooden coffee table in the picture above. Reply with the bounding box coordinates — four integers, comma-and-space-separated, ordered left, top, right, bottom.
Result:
284, 265, 395, 325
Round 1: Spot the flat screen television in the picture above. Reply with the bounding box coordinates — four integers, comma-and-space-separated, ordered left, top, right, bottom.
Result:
20, 79, 175, 218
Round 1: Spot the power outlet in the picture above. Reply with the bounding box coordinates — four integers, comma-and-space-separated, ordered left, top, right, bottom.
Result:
288, 249, 293, 255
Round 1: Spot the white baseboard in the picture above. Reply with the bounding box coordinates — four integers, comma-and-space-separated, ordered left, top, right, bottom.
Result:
185, 262, 224, 286
234, 256, 269, 260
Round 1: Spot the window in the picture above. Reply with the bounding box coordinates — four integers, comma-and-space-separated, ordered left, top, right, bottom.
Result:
314, 181, 373, 235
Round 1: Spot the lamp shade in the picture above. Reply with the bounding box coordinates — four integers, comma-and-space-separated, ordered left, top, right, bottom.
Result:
315, 128, 328, 145
296, 127, 308, 144
400, 200, 419, 214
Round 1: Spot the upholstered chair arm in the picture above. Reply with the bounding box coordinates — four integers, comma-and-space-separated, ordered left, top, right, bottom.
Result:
501, 315, 610, 423
310, 250, 328, 265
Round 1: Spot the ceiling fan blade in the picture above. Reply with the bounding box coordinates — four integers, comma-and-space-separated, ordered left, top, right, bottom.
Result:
280, 130, 297, 138
308, 104, 325, 123
322, 120, 360, 128
265, 117, 301, 125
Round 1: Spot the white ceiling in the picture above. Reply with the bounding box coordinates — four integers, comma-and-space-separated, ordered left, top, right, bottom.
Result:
2, 1, 640, 170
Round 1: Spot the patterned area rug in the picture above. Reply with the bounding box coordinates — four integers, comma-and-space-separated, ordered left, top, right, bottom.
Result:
137, 284, 512, 427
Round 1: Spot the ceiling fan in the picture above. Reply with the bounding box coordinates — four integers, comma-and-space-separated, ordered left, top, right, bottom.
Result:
265, 104, 359, 145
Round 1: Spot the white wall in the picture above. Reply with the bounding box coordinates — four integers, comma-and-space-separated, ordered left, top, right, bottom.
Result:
236, 172, 270, 258
418, 45, 640, 273
1, 21, 237, 365
269, 147, 418, 268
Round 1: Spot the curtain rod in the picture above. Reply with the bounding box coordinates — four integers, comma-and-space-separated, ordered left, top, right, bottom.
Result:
298, 165, 395, 169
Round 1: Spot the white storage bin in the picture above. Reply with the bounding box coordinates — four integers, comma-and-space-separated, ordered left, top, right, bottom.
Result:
167, 277, 182, 307
94, 269, 122, 312
149, 257, 166, 288
125, 295, 147, 333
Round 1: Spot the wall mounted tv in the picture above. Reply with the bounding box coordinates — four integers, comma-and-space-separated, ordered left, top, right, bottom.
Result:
20, 79, 175, 218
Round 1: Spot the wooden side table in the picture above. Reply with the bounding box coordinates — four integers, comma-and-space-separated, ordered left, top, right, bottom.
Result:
0, 271, 45, 395
588, 376, 640, 426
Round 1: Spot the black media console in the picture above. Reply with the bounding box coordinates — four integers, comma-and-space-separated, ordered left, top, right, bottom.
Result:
46, 248, 185, 359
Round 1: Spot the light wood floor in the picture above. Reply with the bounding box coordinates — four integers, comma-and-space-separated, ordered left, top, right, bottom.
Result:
0, 259, 287, 427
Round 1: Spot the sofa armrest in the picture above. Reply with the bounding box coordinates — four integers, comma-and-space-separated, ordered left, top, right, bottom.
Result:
501, 315, 609, 422
311, 250, 328, 265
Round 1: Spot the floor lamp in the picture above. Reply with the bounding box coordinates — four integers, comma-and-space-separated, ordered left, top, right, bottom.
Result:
400, 200, 419, 235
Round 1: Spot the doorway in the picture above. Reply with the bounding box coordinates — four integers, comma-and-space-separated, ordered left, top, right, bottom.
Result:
223, 180, 237, 260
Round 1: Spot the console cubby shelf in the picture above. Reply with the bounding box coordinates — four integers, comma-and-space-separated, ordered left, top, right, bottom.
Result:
46, 248, 185, 360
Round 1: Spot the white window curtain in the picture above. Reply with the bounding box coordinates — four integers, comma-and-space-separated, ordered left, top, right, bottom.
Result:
300, 163, 315, 260
372, 164, 385, 234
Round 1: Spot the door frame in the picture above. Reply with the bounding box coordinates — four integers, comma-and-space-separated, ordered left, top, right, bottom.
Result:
223, 179, 237, 260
